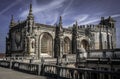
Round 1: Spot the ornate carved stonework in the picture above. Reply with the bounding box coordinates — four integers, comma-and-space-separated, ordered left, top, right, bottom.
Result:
15, 30, 22, 48
6, 4, 116, 58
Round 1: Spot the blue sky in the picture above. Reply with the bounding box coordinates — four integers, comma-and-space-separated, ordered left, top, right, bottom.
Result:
0, 0, 120, 53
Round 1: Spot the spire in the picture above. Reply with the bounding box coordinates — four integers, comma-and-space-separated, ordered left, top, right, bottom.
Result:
76, 21, 78, 25
73, 21, 78, 29
100, 17, 104, 25
59, 16, 62, 27
108, 16, 116, 22
59, 16, 63, 31
29, 3, 32, 15
28, 3, 34, 19
76, 21, 78, 26
72, 21, 78, 54
10, 15, 15, 27
108, 16, 111, 19
101, 17, 104, 21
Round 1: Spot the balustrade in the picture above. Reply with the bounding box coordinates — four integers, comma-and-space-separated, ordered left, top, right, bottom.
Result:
0, 60, 10, 68
43, 64, 120, 79
12, 62, 39, 74
0, 60, 39, 75
0, 60, 120, 79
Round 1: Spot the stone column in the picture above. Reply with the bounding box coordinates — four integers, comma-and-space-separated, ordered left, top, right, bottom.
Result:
82, 73, 85, 79
106, 26, 110, 49
35, 36, 38, 59
99, 25, 103, 50
60, 37, 64, 58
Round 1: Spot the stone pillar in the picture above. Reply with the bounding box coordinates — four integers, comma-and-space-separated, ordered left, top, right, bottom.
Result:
35, 36, 39, 59
111, 36, 113, 49
9, 60, 13, 69
61, 38, 64, 57
72, 22, 78, 54
27, 36, 30, 55
106, 26, 110, 49
54, 16, 63, 59
99, 25, 103, 50
82, 73, 85, 79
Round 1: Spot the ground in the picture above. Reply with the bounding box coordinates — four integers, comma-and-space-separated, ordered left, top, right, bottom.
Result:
0, 67, 54, 79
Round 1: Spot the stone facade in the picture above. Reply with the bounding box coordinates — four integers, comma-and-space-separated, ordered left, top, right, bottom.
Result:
6, 4, 116, 59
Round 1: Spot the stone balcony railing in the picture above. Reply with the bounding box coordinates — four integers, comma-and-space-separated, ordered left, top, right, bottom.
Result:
43, 64, 120, 79
0, 60, 120, 79
0, 60, 40, 75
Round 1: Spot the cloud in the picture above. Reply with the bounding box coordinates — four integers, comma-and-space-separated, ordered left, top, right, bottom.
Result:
80, 18, 100, 25
111, 14, 120, 18
64, 13, 120, 27
63, 14, 89, 27
75, 14, 89, 22
20, 0, 66, 18
34, 11, 59, 25
79, 14, 120, 25
0, 0, 21, 15
62, 0, 73, 16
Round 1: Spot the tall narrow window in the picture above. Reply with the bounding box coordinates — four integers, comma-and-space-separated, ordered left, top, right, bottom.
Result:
41, 33, 53, 56
64, 37, 70, 54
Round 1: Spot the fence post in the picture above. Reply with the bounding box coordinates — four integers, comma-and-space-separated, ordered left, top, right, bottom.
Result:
38, 63, 42, 75
38, 57, 45, 75
57, 66, 61, 79
9, 60, 13, 69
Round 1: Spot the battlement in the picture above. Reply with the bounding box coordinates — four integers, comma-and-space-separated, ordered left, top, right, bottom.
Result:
77, 23, 114, 32
78, 24, 96, 29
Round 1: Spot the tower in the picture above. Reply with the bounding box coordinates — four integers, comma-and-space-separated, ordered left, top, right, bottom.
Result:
107, 16, 116, 49
72, 21, 78, 54
26, 3, 34, 34
54, 16, 64, 61
99, 16, 116, 49
25, 3, 35, 56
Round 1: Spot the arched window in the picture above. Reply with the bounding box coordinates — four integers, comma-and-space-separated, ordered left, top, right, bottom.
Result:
41, 33, 53, 56
64, 37, 70, 54
81, 40, 89, 50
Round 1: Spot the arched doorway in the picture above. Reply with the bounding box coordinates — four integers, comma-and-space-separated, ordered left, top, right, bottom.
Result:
64, 37, 70, 54
81, 39, 89, 50
41, 33, 53, 56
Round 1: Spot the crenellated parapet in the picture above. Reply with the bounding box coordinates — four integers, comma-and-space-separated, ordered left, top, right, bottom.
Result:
76, 24, 113, 34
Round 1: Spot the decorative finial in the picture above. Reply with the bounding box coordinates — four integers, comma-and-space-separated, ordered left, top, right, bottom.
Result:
59, 16, 63, 29
27, 3, 34, 19
101, 17, 104, 20
109, 16, 111, 18
108, 16, 112, 20
10, 15, 15, 27
76, 21, 78, 26
59, 16, 62, 25
29, 3, 33, 15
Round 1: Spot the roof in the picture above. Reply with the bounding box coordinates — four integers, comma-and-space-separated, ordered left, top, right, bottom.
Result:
35, 23, 55, 28
35, 23, 72, 31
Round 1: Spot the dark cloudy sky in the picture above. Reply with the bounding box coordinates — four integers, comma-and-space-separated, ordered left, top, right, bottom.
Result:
0, 0, 120, 53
